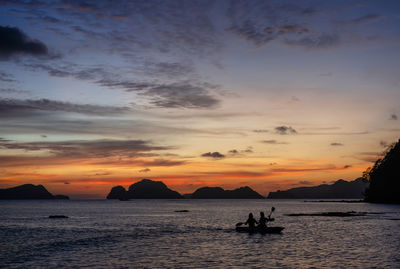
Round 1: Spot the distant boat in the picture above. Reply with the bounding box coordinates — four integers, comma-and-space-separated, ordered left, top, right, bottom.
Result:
235, 226, 284, 234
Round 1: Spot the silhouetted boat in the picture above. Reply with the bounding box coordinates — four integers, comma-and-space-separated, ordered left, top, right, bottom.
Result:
235, 226, 284, 234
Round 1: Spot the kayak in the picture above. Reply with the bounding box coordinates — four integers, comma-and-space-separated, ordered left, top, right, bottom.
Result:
235, 226, 284, 234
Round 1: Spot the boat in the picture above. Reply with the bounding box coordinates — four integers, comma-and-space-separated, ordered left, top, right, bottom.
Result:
236, 207, 284, 233
235, 226, 284, 234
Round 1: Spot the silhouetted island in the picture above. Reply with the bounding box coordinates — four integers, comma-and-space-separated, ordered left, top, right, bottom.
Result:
191, 186, 264, 199
0, 184, 69, 200
267, 178, 368, 199
364, 139, 400, 204
106, 179, 182, 199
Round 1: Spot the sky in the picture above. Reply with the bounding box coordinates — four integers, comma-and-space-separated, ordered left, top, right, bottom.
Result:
0, 0, 400, 199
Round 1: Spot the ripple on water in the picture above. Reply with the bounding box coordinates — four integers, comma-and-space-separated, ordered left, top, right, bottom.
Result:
0, 199, 399, 268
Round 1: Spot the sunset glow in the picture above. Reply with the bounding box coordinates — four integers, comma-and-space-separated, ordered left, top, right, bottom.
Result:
1, 1, 399, 198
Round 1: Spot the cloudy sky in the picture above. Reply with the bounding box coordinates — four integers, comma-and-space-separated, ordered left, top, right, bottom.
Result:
1, 0, 399, 198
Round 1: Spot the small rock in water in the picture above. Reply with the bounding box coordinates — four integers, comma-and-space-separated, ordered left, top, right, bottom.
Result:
49, 215, 68, 218
174, 210, 189, 212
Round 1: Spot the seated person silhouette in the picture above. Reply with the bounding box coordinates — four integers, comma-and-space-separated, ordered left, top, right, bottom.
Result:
245, 213, 258, 229
258, 212, 267, 229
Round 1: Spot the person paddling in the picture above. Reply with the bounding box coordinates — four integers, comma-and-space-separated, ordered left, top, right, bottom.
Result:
267, 206, 275, 222
258, 212, 267, 229
245, 213, 258, 229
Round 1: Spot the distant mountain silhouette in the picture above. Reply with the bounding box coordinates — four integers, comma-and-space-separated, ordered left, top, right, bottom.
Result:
106, 179, 182, 199
0, 184, 69, 200
191, 186, 264, 199
364, 139, 400, 203
267, 178, 368, 199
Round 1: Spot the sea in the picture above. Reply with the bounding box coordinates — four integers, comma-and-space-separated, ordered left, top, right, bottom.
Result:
0, 199, 399, 269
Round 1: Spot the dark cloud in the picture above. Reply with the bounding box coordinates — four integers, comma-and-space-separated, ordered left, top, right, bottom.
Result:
142, 61, 195, 78
343, 165, 352, 169
390, 114, 397, 120
229, 149, 239, 155
90, 158, 185, 167
24, 62, 108, 80
0, 25, 48, 58
242, 146, 253, 153
347, 14, 382, 25
330, 142, 343, 146
229, 22, 309, 47
25, 61, 222, 110
228, 21, 272, 46
139, 159, 185, 167
0, 71, 16, 82
64, 182, 70, 184
0, 112, 245, 138
25, 0, 221, 58
139, 168, 151, 173
284, 33, 340, 49
0, 88, 30, 94
227, 1, 314, 46
262, 140, 288, 145
99, 79, 220, 109
0, 154, 185, 168
275, 126, 297, 135
227, 1, 340, 49
0, 139, 171, 159
0, 98, 130, 116
143, 82, 220, 109
228, 147, 253, 155
201, 151, 225, 159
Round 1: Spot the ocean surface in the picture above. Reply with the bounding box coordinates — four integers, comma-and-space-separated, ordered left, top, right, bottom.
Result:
0, 199, 399, 268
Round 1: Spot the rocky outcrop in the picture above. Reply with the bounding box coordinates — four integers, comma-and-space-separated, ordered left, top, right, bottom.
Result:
364, 139, 400, 203
127, 179, 182, 199
267, 178, 368, 199
106, 186, 127, 199
106, 179, 182, 199
0, 184, 69, 200
191, 186, 264, 199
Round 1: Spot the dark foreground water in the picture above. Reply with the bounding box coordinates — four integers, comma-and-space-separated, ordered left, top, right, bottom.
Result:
0, 200, 399, 268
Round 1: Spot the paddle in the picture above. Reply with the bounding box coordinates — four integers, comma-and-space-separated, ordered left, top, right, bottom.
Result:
267, 206, 275, 221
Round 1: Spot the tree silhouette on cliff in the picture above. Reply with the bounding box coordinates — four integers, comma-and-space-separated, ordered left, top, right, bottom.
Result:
364, 139, 400, 203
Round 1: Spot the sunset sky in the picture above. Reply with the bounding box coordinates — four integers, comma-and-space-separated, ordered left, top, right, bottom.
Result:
1, 0, 400, 199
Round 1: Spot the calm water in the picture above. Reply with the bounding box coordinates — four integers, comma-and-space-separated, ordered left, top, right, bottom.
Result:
0, 200, 399, 268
